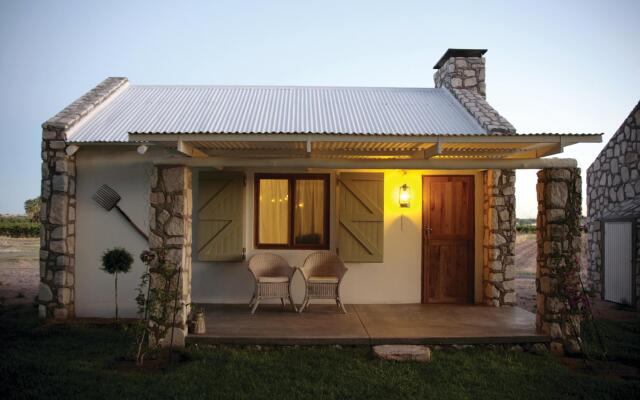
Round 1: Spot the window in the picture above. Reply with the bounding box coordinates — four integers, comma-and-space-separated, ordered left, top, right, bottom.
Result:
255, 173, 329, 249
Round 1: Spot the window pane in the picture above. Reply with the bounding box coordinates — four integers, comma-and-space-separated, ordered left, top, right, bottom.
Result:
294, 179, 325, 245
258, 179, 289, 244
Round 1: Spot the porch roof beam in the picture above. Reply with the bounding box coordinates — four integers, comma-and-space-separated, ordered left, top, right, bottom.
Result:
156, 156, 578, 170
416, 142, 441, 159
199, 144, 554, 160
177, 139, 208, 158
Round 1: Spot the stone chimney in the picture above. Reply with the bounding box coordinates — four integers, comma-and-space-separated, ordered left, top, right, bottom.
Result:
433, 49, 487, 98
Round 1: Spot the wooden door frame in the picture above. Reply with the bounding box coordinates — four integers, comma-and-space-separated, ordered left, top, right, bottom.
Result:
421, 175, 475, 304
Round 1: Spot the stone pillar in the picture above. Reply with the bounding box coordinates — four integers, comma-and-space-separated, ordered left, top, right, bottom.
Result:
38, 128, 77, 319
536, 168, 582, 354
483, 169, 517, 306
149, 165, 192, 347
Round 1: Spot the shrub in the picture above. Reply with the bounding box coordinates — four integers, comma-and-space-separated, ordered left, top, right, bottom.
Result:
0, 220, 40, 237
101, 248, 134, 321
516, 224, 536, 234
24, 197, 41, 222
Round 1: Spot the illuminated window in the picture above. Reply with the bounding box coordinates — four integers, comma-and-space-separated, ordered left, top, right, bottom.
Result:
257, 179, 289, 245
255, 174, 329, 249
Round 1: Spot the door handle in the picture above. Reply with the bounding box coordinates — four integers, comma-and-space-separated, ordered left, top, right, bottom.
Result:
424, 227, 432, 236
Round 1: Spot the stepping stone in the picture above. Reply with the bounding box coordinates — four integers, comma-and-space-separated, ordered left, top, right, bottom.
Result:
373, 345, 432, 362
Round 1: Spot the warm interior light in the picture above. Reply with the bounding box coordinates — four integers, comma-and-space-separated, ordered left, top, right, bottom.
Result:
399, 184, 411, 208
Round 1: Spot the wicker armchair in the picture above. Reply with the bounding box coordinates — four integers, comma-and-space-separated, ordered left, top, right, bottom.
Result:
248, 254, 296, 314
297, 251, 348, 313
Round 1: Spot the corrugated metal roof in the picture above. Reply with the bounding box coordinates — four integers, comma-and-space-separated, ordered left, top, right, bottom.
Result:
67, 85, 487, 142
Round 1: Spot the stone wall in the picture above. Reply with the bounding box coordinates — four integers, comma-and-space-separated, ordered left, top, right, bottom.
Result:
38, 77, 128, 319
483, 169, 517, 306
149, 165, 193, 347
434, 56, 486, 98
536, 168, 582, 354
586, 101, 640, 304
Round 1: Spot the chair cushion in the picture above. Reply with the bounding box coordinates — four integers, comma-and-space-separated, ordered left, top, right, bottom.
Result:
308, 275, 339, 284
257, 276, 289, 283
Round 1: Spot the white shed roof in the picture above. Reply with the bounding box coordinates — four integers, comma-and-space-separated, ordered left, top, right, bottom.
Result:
66, 84, 487, 142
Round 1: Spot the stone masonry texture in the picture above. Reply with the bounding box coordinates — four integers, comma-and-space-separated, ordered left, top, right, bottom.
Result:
536, 168, 583, 355
149, 165, 193, 347
586, 101, 640, 308
483, 169, 517, 306
434, 56, 487, 98
449, 89, 516, 134
39, 77, 128, 319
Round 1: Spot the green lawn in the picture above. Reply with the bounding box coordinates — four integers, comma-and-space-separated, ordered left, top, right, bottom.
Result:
1, 305, 639, 400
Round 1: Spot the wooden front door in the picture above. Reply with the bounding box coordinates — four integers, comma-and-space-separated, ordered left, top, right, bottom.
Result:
422, 176, 474, 303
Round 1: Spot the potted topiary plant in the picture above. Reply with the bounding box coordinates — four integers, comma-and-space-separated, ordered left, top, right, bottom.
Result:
101, 247, 134, 322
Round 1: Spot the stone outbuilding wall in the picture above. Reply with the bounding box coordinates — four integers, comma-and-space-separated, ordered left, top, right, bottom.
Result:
38, 77, 128, 319
536, 168, 583, 354
483, 169, 517, 306
586, 101, 640, 306
149, 165, 193, 346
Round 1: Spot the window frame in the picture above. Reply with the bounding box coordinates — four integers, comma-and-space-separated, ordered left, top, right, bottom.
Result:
254, 173, 330, 250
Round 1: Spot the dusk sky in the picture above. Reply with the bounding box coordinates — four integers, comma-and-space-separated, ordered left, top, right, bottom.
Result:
1, 0, 638, 216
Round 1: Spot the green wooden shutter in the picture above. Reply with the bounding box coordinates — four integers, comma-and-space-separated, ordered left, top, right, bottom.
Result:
197, 172, 244, 262
337, 172, 384, 263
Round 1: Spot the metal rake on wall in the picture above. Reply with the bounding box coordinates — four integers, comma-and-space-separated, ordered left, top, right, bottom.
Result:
92, 184, 149, 241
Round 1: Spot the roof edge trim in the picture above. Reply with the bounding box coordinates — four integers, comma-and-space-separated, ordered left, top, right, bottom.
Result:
42, 77, 129, 132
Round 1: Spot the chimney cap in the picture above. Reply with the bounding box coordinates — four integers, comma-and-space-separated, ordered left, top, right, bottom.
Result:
433, 48, 487, 69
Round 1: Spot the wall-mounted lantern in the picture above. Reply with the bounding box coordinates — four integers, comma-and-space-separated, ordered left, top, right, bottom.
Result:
399, 184, 411, 208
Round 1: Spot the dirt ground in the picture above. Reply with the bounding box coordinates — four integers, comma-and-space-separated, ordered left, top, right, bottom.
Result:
0, 236, 39, 306
515, 233, 538, 312
515, 233, 590, 313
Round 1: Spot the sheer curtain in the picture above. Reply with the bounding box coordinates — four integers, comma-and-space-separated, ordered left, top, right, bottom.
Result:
258, 179, 289, 244
294, 180, 325, 245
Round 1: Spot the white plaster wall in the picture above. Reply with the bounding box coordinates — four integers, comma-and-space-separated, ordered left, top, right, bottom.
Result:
75, 147, 153, 318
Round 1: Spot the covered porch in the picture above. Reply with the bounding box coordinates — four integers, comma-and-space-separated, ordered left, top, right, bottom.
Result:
135, 133, 598, 353
188, 303, 548, 345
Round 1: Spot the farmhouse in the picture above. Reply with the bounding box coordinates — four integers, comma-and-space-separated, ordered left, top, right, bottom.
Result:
39, 49, 600, 353
587, 101, 640, 309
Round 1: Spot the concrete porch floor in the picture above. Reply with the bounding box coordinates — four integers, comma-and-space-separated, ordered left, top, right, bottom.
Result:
187, 304, 550, 345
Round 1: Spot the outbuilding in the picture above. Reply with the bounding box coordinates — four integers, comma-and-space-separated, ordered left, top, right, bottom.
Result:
587, 103, 640, 309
